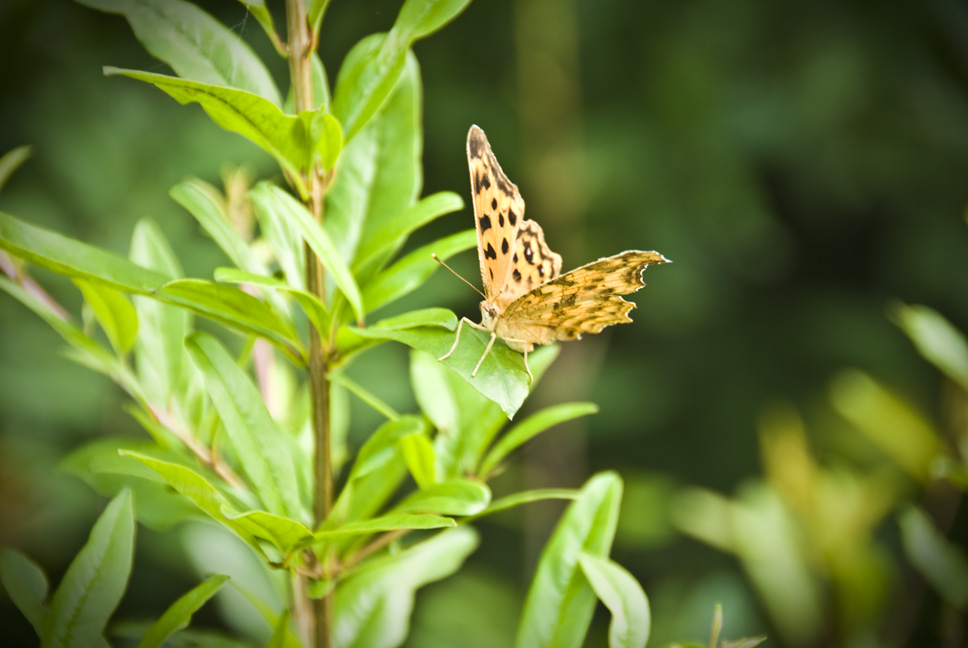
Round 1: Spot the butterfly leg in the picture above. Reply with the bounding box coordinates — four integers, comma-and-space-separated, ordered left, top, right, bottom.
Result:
522, 348, 533, 384
439, 317, 493, 363
471, 332, 498, 377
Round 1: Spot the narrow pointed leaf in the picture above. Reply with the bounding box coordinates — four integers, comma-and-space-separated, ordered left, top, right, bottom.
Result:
578, 553, 650, 648
893, 303, 968, 391
333, 528, 478, 648
75, 278, 139, 354
470, 488, 580, 520
392, 479, 490, 517
0, 549, 49, 635
43, 491, 134, 648
517, 472, 624, 648
399, 433, 437, 489
76, 0, 280, 104
214, 267, 331, 334
136, 574, 230, 648
900, 506, 968, 609
186, 332, 302, 520
479, 403, 599, 477
0, 145, 31, 193
249, 182, 364, 324
223, 510, 313, 555
313, 513, 455, 541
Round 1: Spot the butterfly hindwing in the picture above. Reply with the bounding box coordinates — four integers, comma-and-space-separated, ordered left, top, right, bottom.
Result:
467, 125, 524, 300
496, 250, 669, 344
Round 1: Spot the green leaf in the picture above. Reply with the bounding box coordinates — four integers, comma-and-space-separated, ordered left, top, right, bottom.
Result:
74, 278, 139, 354
307, 0, 332, 34
0, 211, 170, 293
392, 479, 491, 517
399, 433, 437, 489
252, 192, 306, 292
578, 553, 650, 648
324, 51, 422, 285
0, 278, 149, 409
0, 549, 49, 636
353, 192, 463, 279
516, 472, 624, 648
899, 506, 968, 610
186, 332, 303, 520
106, 69, 311, 194
326, 417, 424, 529
249, 182, 364, 325
136, 574, 230, 648
313, 513, 455, 540
43, 490, 134, 648
362, 228, 474, 313
120, 451, 263, 555
316, 112, 343, 171
157, 279, 302, 359
60, 439, 204, 531
0, 145, 31, 193
892, 303, 968, 391
129, 218, 192, 409
265, 608, 291, 648
469, 488, 580, 520
76, 0, 280, 104
223, 510, 314, 555
214, 267, 331, 335
479, 403, 599, 478
351, 318, 557, 420
332, 0, 470, 141
232, 0, 278, 53
333, 528, 478, 648
329, 371, 399, 420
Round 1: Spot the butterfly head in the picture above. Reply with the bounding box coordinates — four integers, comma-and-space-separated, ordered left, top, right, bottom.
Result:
479, 300, 499, 331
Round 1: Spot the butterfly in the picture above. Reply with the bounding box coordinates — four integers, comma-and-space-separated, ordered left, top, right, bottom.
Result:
437, 125, 669, 382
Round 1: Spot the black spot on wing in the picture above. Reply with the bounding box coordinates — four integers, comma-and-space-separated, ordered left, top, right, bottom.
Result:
498, 212, 505, 227
512, 269, 522, 283
523, 242, 534, 264
508, 209, 517, 226
513, 253, 519, 263
491, 198, 498, 210
501, 238, 509, 254
484, 243, 497, 260
479, 214, 491, 231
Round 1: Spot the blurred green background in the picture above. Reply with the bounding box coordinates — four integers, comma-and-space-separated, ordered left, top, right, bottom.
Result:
2, 0, 968, 646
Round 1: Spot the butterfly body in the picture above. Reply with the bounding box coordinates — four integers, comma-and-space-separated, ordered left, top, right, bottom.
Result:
439, 125, 669, 381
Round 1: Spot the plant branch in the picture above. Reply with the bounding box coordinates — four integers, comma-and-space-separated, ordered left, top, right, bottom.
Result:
286, 0, 333, 646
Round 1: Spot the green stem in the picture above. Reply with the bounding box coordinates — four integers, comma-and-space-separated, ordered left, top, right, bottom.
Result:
285, 0, 332, 646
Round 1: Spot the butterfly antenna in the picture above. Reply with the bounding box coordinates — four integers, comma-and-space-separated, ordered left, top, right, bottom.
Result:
431, 254, 485, 298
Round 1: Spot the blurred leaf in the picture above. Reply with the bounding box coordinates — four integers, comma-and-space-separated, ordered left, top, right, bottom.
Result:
470, 488, 580, 520
60, 439, 203, 531
479, 402, 599, 478
332, 527, 478, 648
0, 211, 170, 293
337, 307, 455, 359
328, 371, 399, 420
76, 0, 281, 104
399, 433, 437, 489
122, 451, 263, 555
74, 278, 139, 354
578, 553, 650, 648
0, 549, 49, 636
0, 277, 149, 408
107, 69, 311, 193
829, 369, 944, 481
325, 51, 422, 291
158, 279, 302, 358
249, 182, 364, 324
130, 218, 192, 409
186, 332, 303, 520
42, 490, 134, 648
313, 513, 455, 540
517, 472, 623, 648
899, 506, 968, 610
231, 0, 277, 53
136, 574, 230, 648
316, 112, 343, 171
214, 267, 331, 335
392, 479, 491, 517
265, 609, 291, 648
332, 0, 471, 140
0, 145, 31, 193
252, 192, 306, 291
892, 303, 968, 392
361, 229, 476, 314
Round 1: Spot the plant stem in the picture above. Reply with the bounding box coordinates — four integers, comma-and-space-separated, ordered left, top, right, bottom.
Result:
285, 0, 333, 646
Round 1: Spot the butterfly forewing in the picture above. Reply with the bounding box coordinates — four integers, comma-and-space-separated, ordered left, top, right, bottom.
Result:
498, 219, 562, 305
496, 250, 669, 344
467, 125, 525, 299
